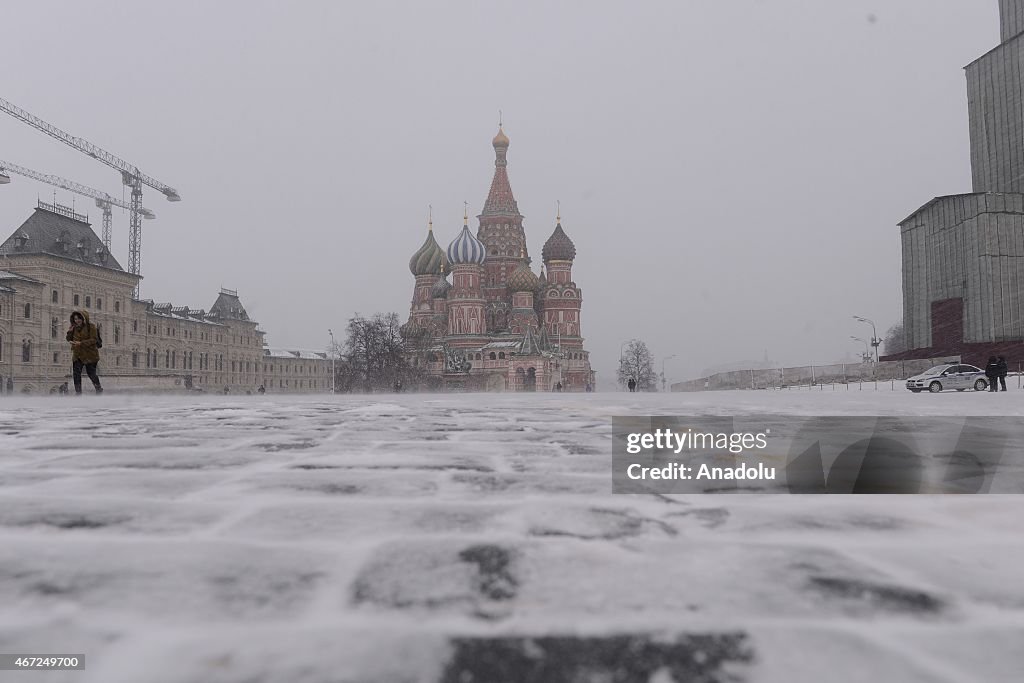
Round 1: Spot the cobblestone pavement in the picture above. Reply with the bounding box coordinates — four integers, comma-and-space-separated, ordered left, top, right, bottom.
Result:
0, 392, 1022, 682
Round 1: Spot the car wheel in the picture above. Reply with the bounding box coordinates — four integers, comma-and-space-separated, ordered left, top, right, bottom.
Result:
929, 381, 943, 393
975, 379, 987, 391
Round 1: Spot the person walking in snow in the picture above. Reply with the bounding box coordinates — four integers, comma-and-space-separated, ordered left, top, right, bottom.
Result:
66, 310, 103, 395
997, 356, 1009, 392
985, 356, 1000, 392
627, 377, 637, 392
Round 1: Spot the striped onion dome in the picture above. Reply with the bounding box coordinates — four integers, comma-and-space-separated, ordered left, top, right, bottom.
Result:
447, 224, 487, 265
431, 273, 452, 298
409, 228, 446, 276
508, 259, 539, 292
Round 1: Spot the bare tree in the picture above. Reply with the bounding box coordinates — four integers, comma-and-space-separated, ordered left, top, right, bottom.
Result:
339, 313, 430, 392
617, 339, 657, 391
884, 321, 907, 355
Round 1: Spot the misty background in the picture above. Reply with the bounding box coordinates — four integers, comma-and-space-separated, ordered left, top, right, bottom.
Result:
0, 1, 997, 386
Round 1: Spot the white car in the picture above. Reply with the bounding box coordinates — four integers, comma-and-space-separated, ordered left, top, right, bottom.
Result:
905, 363, 988, 393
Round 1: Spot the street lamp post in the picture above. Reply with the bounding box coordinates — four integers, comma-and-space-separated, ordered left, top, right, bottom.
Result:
328, 328, 336, 394
853, 315, 881, 363
661, 354, 677, 392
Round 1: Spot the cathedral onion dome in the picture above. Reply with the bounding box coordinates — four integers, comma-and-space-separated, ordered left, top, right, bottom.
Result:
447, 222, 487, 265
508, 259, 539, 292
409, 228, 446, 276
542, 222, 576, 262
431, 272, 452, 298
492, 126, 510, 148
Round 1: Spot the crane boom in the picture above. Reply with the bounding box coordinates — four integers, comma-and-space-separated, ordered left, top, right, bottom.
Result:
0, 97, 181, 201
0, 159, 150, 214
0, 159, 155, 251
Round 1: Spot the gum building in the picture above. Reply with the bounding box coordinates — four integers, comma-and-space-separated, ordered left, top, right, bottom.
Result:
891, 0, 1024, 366
0, 200, 329, 394
402, 127, 595, 391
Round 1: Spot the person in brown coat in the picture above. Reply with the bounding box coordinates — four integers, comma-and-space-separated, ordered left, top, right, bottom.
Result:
66, 310, 103, 395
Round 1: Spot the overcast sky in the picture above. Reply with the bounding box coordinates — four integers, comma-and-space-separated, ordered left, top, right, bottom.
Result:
0, 0, 1000, 385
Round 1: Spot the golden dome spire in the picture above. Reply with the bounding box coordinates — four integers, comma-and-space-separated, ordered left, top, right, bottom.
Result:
428, 204, 433, 232
463, 201, 469, 226
492, 112, 510, 148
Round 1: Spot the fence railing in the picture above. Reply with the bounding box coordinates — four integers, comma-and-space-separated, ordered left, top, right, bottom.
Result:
671, 357, 961, 392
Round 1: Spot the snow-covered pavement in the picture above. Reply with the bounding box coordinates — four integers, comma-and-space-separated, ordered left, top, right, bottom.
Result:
1, 391, 1022, 682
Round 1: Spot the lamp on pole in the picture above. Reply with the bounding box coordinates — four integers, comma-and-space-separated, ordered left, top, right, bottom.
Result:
328, 328, 337, 394
661, 354, 677, 392
850, 336, 871, 364
853, 315, 881, 363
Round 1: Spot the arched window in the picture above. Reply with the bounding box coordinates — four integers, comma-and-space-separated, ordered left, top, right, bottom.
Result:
114, 326, 120, 345
85, 296, 91, 308
22, 340, 31, 362
23, 303, 31, 319
489, 352, 496, 360
499, 352, 505, 359
73, 294, 80, 306
51, 290, 59, 304
51, 317, 58, 339
115, 301, 120, 313
97, 298, 103, 310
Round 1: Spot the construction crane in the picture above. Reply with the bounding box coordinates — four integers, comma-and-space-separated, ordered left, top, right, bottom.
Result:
0, 96, 180, 297
0, 159, 155, 251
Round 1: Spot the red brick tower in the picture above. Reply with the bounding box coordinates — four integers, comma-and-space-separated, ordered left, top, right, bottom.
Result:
478, 126, 529, 332
446, 211, 488, 342
541, 213, 583, 342
407, 210, 446, 330
507, 251, 540, 334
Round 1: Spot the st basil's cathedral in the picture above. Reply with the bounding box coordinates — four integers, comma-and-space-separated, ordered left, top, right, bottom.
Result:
403, 126, 595, 391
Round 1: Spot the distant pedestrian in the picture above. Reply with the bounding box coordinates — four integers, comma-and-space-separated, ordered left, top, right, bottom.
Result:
5, 377, 12, 394
997, 356, 1009, 392
223, 386, 230, 395
258, 384, 266, 395
555, 381, 563, 392
627, 378, 637, 392
985, 356, 1000, 392
585, 382, 593, 393
66, 310, 102, 395
59, 382, 69, 395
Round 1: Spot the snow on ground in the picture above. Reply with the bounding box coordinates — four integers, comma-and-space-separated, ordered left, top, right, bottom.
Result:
0, 390, 1022, 683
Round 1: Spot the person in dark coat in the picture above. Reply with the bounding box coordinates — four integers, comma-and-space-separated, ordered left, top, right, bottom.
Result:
627, 377, 637, 392
985, 356, 1000, 392
66, 310, 102, 395
997, 356, 1009, 392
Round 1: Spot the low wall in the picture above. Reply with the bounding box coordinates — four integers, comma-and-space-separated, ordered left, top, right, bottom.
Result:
671, 356, 960, 392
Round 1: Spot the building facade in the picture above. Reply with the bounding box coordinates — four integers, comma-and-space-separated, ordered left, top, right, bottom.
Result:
0, 201, 329, 394
891, 1, 1024, 366
402, 127, 595, 391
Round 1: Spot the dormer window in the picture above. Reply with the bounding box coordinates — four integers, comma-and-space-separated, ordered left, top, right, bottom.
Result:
14, 232, 28, 250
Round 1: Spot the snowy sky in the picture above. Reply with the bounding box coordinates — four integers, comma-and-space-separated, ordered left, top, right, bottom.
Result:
0, 0, 999, 384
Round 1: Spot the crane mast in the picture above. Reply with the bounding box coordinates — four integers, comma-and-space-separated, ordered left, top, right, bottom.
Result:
0, 159, 155, 251
0, 97, 179, 297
